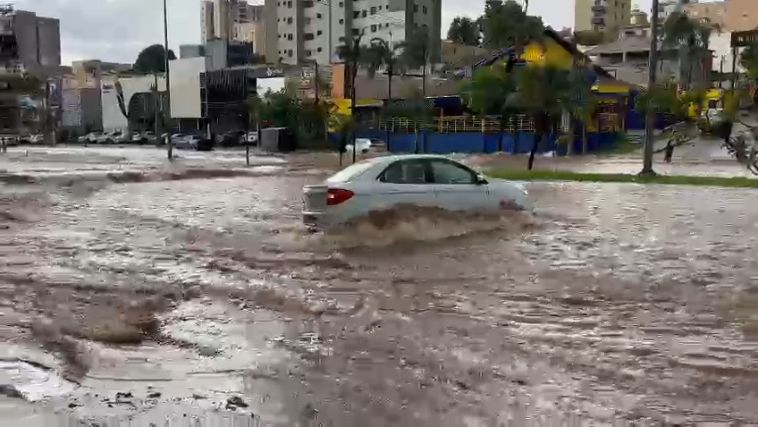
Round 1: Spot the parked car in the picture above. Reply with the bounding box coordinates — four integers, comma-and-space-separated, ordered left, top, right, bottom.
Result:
345, 138, 372, 154
78, 132, 102, 144
19, 134, 43, 144
175, 134, 206, 150
170, 133, 189, 147
0, 135, 18, 147
302, 154, 530, 230
218, 130, 246, 147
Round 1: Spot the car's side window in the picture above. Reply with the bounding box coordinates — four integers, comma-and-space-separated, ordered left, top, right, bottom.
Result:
379, 160, 430, 184
429, 160, 477, 185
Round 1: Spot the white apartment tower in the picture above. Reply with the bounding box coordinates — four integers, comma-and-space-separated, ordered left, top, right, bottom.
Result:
201, 0, 265, 43
264, 0, 441, 65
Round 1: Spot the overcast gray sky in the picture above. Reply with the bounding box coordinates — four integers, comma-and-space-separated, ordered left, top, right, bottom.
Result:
14, 0, 654, 65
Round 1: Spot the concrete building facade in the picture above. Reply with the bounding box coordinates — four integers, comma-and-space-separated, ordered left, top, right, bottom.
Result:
575, 0, 632, 38
0, 9, 61, 72
726, 0, 758, 32
683, 1, 726, 29
264, 0, 441, 65
202, 0, 265, 51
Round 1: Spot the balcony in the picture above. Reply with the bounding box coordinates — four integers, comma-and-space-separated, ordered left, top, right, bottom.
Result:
591, 5, 607, 13
591, 17, 606, 26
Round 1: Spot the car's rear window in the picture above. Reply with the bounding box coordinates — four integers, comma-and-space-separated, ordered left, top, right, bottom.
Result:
326, 160, 377, 183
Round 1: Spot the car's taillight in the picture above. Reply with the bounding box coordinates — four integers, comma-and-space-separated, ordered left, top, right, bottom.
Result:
327, 188, 354, 206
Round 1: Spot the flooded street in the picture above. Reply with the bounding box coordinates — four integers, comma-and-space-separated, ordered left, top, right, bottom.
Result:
1, 147, 758, 425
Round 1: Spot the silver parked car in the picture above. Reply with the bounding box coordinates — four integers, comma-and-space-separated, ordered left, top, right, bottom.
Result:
302, 154, 530, 229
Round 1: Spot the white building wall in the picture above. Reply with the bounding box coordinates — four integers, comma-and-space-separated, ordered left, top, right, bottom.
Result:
169, 58, 206, 119
101, 75, 166, 132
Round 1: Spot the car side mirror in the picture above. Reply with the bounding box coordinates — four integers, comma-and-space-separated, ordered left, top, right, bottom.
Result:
476, 174, 488, 185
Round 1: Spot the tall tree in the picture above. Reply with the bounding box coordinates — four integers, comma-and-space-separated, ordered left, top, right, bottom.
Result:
134, 44, 176, 74
399, 27, 431, 98
662, 11, 711, 89
337, 32, 364, 164
361, 38, 401, 101
740, 42, 758, 81
512, 65, 572, 170
467, 65, 518, 152
566, 68, 597, 155
447, 17, 480, 46
480, 0, 544, 52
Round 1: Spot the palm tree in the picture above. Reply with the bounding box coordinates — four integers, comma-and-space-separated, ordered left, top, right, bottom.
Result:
513, 65, 572, 170
662, 11, 712, 90
362, 38, 401, 102
566, 68, 597, 155
467, 65, 518, 152
336, 31, 365, 164
398, 27, 430, 98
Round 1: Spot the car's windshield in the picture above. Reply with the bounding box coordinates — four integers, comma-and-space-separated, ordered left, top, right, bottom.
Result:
326, 160, 377, 183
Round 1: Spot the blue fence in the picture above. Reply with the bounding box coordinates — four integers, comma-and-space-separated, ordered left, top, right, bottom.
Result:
335, 130, 619, 155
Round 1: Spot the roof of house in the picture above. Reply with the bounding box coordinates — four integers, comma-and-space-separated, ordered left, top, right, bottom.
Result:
585, 36, 677, 55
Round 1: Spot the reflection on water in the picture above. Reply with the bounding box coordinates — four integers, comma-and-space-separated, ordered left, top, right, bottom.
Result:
1, 149, 758, 424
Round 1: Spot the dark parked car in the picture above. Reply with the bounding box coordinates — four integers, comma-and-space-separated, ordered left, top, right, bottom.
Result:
217, 130, 246, 147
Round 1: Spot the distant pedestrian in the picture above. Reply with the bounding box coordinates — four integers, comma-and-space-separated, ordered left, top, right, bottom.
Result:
664, 140, 674, 163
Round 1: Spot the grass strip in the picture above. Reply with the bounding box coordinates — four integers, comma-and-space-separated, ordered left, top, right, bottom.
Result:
488, 169, 758, 188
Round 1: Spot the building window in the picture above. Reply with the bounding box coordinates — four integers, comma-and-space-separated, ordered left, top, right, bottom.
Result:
352, 28, 360, 36
288, 34, 293, 40
370, 6, 376, 14
287, 17, 293, 24
362, 10, 367, 17
371, 24, 377, 32
422, 5, 427, 14
306, 50, 312, 56
287, 1, 292, 7
303, 0, 314, 6
339, 36, 346, 42
288, 50, 293, 57
339, 18, 344, 24
353, 11, 360, 18
317, 13, 322, 18
414, 5, 418, 12
339, 1, 344, 6
317, 47, 323, 52
317, 30, 323, 35
305, 33, 315, 40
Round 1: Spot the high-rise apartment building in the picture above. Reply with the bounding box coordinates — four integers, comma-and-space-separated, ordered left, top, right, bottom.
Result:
201, 0, 265, 43
264, 0, 441, 65
575, 0, 632, 38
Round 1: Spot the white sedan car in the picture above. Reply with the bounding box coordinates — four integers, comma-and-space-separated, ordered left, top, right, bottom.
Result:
302, 154, 530, 229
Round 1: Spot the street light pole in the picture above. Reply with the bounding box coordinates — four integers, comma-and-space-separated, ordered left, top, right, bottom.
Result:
641, 0, 660, 176
163, 0, 173, 160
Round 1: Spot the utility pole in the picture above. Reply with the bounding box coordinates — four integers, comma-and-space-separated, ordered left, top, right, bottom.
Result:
163, 0, 173, 160
641, 0, 660, 176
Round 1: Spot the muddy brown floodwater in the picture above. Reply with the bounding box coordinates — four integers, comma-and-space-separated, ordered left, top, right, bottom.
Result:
1, 147, 758, 426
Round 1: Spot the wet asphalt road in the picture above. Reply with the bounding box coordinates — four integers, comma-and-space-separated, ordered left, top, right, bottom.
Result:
1, 146, 758, 426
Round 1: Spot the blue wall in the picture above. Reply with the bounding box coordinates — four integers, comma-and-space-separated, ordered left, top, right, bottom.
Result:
330, 130, 617, 155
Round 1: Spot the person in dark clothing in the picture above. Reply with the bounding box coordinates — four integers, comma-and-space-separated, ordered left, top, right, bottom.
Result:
664, 140, 675, 163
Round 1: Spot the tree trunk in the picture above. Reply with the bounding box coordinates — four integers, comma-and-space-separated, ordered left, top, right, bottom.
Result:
528, 113, 547, 170
528, 133, 539, 170
351, 64, 358, 164
567, 118, 574, 156
422, 62, 427, 99
245, 111, 251, 167
582, 123, 588, 155
387, 65, 393, 151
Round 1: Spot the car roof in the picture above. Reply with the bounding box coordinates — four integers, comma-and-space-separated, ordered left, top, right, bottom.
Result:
368, 154, 456, 165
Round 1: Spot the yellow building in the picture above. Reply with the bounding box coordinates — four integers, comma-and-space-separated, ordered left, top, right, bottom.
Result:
575, 0, 632, 39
